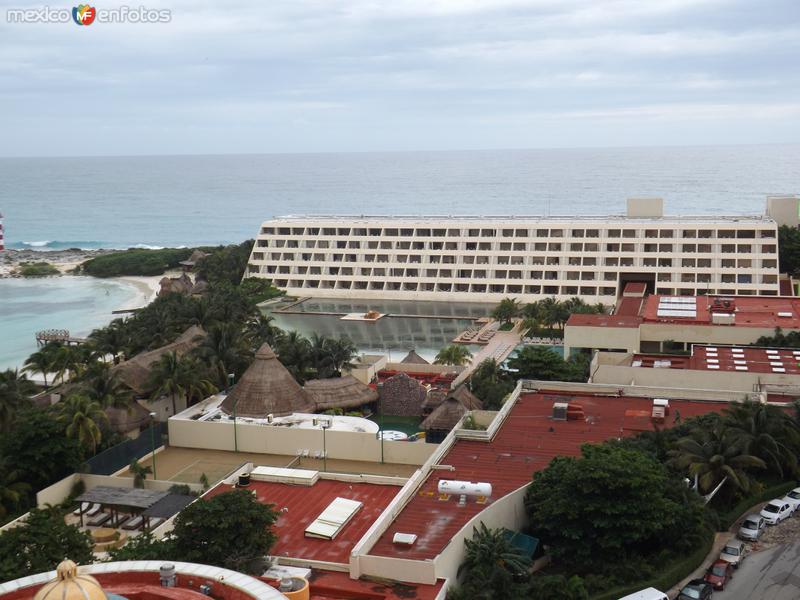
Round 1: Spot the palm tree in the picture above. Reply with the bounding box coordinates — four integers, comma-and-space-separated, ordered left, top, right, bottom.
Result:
149, 352, 216, 415
457, 523, 531, 598
244, 313, 283, 352
0, 455, 31, 521
196, 323, 251, 388
669, 425, 766, 496
89, 319, 128, 364
491, 297, 521, 324
129, 459, 153, 488
325, 336, 358, 377
724, 400, 800, 478
0, 369, 36, 431
50, 344, 86, 384
84, 365, 133, 410
23, 349, 52, 387
276, 331, 312, 383
434, 345, 473, 366
56, 393, 108, 456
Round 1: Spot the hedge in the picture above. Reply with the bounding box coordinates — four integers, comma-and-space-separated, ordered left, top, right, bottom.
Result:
715, 480, 797, 531
589, 529, 715, 600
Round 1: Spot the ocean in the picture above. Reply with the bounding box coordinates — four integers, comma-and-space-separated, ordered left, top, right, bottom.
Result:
1, 145, 799, 250
1, 145, 799, 370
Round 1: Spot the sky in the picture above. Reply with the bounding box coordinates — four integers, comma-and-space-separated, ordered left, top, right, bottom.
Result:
1, 0, 799, 156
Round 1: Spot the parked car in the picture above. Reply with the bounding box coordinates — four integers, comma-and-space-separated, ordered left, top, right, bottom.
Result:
780, 487, 800, 512
704, 559, 734, 590
760, 499, 793, 525
719, 539, 747, 568
738, 513, 766, 541
618, 588, 669, 600
676, 578, 713, 600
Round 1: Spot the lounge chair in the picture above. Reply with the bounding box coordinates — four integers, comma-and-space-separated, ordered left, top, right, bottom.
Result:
148, 517, 164, 529
88, 512, 111, 527
86, 504, 102, 517
122, 515, 144, 531
73, 502, 91, 516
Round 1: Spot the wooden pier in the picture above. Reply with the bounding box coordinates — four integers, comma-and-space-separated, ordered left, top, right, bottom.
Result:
35, 329, 87, 346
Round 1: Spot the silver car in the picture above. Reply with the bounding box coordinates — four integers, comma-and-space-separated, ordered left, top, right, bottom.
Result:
719, 539, 747, 568
738, 514, 765, 541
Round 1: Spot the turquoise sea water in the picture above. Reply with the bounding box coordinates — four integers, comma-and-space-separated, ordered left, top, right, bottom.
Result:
0, 277, 139, 371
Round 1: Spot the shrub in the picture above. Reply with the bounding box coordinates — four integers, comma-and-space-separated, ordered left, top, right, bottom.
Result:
80, 248, 192, 277
17, 262, 60, 277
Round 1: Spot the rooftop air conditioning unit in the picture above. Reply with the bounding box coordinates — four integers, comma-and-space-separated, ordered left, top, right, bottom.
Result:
552, 402, 569, 421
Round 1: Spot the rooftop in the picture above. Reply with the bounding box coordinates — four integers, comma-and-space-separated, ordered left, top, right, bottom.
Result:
634, 345, 800, 375
206, 479, 402, 564
265, 214, 775, 224
304, 571, 444, 600
367, 390, 732, 561
641, 295, 800, 328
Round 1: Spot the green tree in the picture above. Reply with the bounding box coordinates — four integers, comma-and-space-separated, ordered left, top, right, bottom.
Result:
149, 351, 216, 414
0, 456, 31, 522
0, 508, 93, 581
107, 532, 173, 561
196, 323, 252, 389
669, 424, 766, 496
23, 349, 53, 387
83, 364, 133, 410
491, 297, 521, 324
0, 369, 36, 431
454, 523, 530, 599
129, 459, 153, 488
244, 313, 283, 352
526, 575, 589, 600
525, 444, 706, 573
88, 319, 128, 364
0, 408, 82, 493
168, 489, 278, 573
507, 346, 570, 380
57, 394, 109, 456
724, 400, 800, 478
195, 240, 254, 286
276, 330, 312, 383
434, 345, 473, 366
469, 359, 515, 410
778, 224, 800, 276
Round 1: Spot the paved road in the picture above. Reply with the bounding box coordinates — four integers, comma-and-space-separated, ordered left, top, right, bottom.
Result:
723, 542, 800, 600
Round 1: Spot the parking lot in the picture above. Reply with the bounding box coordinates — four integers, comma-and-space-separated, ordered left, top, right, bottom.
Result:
723, 541, 800, 600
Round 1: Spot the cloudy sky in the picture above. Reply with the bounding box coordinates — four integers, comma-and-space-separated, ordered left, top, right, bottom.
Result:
1, 0, 799, 156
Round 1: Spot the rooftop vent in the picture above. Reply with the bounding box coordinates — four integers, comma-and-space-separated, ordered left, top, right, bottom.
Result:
552, 402, 569, 421
393, 532, 418, 545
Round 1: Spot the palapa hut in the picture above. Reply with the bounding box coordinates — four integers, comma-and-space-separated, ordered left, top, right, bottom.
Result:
400, 349, 429, 365
179, 249, 208, 271
112, 325, 206, 396
304, 375, 378, 412
420, 389, 483, 442
379, 372, 428, 417
220, 343, 314, 418
105, 402, 153, 437
421, 384, 480, 416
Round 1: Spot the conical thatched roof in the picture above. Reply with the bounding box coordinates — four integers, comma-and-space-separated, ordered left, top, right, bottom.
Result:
113, 325, 206, 395
379, 372, 428, 417
420, 397, 469, 431
220, 343, 314, 418
400, 350, 429, 365
304, 375, 378, 411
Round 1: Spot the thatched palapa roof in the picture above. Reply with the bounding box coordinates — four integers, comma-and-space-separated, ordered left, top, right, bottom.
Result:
421, 385, 483, 431
379, 372, 428, 417
105, 401, 152, 434
304, 375, 378, 411
112, 325, 206, 395
400, 350, 429, 365
220, 343, 314, 418
179, 249, 208, 267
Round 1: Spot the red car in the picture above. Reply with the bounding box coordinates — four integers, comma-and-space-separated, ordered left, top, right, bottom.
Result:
704, 559, 734, 590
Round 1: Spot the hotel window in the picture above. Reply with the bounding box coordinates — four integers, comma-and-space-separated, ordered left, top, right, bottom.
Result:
760, 229, 776, 238
682, 230, 696, 238
737, 244, 752, 253
353, 228, 367, 236
682, 259, 696, 267
645, 229, 658, 239
536, 229, 550, 237
586, 229, 600, 238
481, 229, 495, 237
658, 244, 673, 252
261, 227, 275, 234
337, 228, 351, 235
478, 242, 492, 251
721, 259, 735, 268
585, 243, 599, 252
323, 228, 336, 235
513, 243, 526, 251
737, 230, 756, 238
603, 272, 616, 281
447, 228, 461, 236
607, 229, 621, 238
548, 243, 562, 251
570, 243, 583, 252
550, 229, 563, 237
718, 229, 735, 239
502, 229, 514, 237
572, 229, 585, 238
278, 227, 290, 235
697, 259, 711, 267
546, 257, 560, 265
657, 273, 672, 281
762, 244, 777, 253
515, 229, 528, 237
433, 229, 446, 236
416, 228, 431, 236
762, 259, 777, 268
622, 229, 637, 238
400, 228, 413, 236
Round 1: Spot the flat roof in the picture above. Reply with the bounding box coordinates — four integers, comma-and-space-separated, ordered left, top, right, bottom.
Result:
304, 571, 444, 600
634, 345, 800, 375
641, 295, 800, 329
205, 479, 402, 564
367, 391, 729, 561
566, 313, 642, 328
265, 214, 774, 224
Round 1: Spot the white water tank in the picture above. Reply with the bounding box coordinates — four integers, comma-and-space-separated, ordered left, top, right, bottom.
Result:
438, 480, 492, 498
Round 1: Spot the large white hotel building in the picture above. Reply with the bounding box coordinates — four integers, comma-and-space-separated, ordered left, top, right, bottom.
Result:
245, 196, 799, 304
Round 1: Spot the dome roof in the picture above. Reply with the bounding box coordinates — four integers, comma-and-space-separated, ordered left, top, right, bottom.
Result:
34, 560, 108, 600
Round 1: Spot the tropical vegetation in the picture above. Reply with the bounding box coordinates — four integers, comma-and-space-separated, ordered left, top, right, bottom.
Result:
433, 344, 473, 366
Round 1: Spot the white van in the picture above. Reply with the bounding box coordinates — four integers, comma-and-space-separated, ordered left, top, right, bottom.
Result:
618, 588, 669, 600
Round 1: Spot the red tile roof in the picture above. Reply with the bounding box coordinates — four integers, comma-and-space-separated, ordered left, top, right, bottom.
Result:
641, 295, 800, 328
206, 479, 401, 564
635, 345, 800, 375
368, 391, 730, 561
304, 571, 444, 600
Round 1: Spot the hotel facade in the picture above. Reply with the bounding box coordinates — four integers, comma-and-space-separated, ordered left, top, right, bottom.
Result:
245, 196, 799, 304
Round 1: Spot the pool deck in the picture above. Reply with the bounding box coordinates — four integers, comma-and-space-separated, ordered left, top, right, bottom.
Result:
451, 323, 523, 387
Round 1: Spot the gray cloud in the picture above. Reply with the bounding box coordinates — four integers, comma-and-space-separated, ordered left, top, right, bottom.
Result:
0, 0, 798, 156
